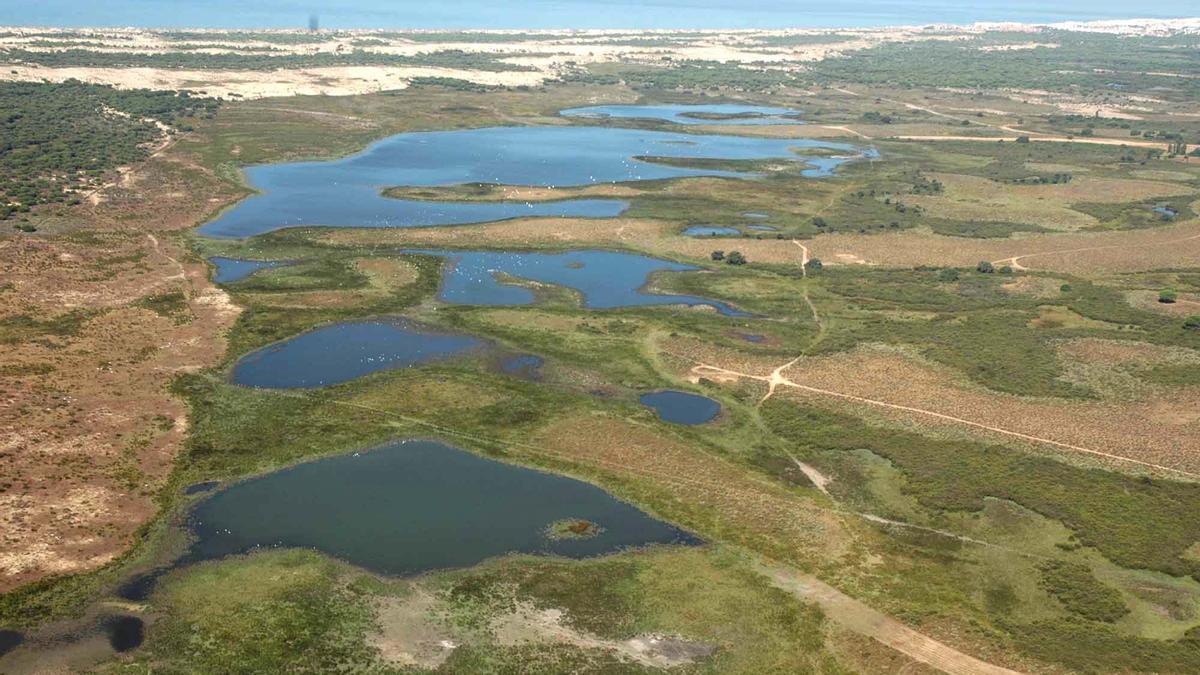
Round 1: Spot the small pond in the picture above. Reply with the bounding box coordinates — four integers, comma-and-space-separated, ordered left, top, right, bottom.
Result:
231, 318, 484, 389
500, 354, 545, 379
561, 103, 804, 126
103, 617, 144, 653
640, 390, 722, 425
403, 249, 750, 316
186, 439, 699, 575
683, 225, 740, 236
208, 257, 289, 284
0, 630, 22, 658
746, 224, 778, 232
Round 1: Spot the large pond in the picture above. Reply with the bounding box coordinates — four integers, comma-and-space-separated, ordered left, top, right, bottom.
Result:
232, 318, 484, 388
197, 125, 864, 238
561, 103, 805, 126
186, 440, 698, 575
403, 248, 749, 316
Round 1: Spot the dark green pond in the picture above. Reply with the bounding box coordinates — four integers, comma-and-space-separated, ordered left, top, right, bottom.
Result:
186, 440, 698, 575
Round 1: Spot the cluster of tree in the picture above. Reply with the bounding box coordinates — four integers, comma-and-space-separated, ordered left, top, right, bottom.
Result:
404, 77, 504, 92
159, 30, 332, 44
909, 175, 943, 194
561, 62, 800, 92
976, 261, 1014, 274
710, 250, 747, 265
860, 111, 894, 124
1, 48, 537, 73
1010, 173, 1073, 185
810, 31, 1200, 101
0, 80, 215, 219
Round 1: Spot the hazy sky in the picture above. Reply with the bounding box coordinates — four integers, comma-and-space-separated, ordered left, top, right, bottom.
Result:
3, 0, 1197, 29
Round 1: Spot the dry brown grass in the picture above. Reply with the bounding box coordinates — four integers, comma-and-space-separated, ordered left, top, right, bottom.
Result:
771, 345, 1200, 475
906, 173, 1194, 232
533, 413, 847, 566
1056, 337, 1194, 367
803, 220, 1200, 276
0, 143, 240, 590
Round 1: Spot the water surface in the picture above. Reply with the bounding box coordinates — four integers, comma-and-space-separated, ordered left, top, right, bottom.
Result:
561, 103, 803, 126
683, 226, 740, 236
405, 248, 749, 316
187, 439, 698, 575
209, 257, 289, 283
640, 390, 721, 424
0, 631, 22, 658
232, 318, 483, 388
12, 1, 1195, 30
198, 126, 862, 238
500, 354, 545, 379
103, 617, 144, 653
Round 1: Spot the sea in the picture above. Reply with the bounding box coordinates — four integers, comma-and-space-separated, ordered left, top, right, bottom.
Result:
2, 0, 1195, 30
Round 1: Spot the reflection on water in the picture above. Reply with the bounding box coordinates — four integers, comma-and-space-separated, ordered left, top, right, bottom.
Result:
231, 318, 484, 389
404, 248, 750, 316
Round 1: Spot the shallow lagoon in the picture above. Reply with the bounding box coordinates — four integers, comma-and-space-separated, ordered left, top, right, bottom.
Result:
198, 125, 863, 238
209, 256, 289, 283
232, 318, 484, 388
404, 248, 749, 316
187, 439, 698, 575
561, 103, 804, 126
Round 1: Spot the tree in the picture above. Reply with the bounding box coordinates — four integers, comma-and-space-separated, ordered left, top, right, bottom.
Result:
1016, 135, 1030, 143
977, 261, 995, 273
812, 216, 827, 229
1185, 315, 1200, 330
726, 251, 747, 265
1000, 265, 1013, 274
1159, 288, 1178, 304
937, 268, 960, 282
710, 250, 724, 261
804, 258, 822, 271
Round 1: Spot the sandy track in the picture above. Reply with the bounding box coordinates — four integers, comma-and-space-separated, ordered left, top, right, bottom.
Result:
890, 134, 1178, 151
689, 359, 1199, 479
759, 564, 1025, 675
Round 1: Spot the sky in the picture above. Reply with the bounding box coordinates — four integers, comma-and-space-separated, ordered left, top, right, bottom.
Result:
1, 0, 1196, 30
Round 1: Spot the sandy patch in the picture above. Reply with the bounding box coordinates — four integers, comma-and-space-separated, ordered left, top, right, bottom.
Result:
370, 588, 458, 670
0, 64, 548, 99
493, 601, 714, 668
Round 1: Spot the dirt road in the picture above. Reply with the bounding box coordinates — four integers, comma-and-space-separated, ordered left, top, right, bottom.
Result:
758, 563, 1025, 675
